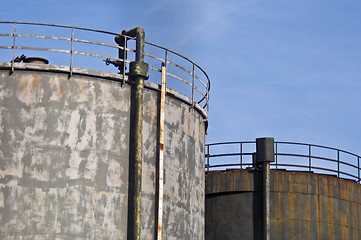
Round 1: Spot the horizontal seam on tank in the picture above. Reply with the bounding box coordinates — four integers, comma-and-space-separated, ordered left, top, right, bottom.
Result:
271, 218, 361, 229
3, 144, 124, 159
1, 177, 127, 190
205, 191, 254, 198
0, 67, 208, 119
270, 191, 361, 204
271, 190, 361, 200
0, 232, 88, 238
165, 166, 204, 177
0, 65, 126, 83
204, 191, 361, 205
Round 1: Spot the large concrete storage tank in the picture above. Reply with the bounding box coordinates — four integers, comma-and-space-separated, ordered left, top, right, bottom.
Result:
0, 22, 210, 239
205, 140, 361, 240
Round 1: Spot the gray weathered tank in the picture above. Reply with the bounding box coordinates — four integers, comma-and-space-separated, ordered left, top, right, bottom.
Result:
0, 22, 210, 239
205, 141, 361, 240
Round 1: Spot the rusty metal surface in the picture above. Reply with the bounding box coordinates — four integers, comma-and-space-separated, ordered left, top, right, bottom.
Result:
262, 163, 271, 240
0, 68, 206, 239
0, 21, 210, 118
206, 169, 361, 240
254, 138, 275, 240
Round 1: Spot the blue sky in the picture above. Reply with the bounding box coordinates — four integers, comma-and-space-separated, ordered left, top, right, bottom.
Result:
1, 0, 361, 156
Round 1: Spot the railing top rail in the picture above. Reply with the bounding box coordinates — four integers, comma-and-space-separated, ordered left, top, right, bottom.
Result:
206, 141, 361, 157
0, 21, 210, 116
205, 141, 361, 182
144, 40, 210, 90
0, 21, 123, 36
275, 141, 360, 157
206, 141, 256, 146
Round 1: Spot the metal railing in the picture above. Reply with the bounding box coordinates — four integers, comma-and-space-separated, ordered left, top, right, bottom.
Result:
0, 21, 210, 116
205, 141, 361, 183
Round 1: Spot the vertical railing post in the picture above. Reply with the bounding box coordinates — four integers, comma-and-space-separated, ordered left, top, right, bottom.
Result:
337, 150, 340, 178
308, 145, 312, 172
207, 145, 210, 172
115, 32, 128, 85
240, 142, 243, 169
122, 36, 127, 85
207, 80, 209, 113
191, 63, 195, 107
164, 49, 168, 68
11, 22, 17, 73
357, 157, 360, 183
70, 27, 74, 78
275, 142, 278, 170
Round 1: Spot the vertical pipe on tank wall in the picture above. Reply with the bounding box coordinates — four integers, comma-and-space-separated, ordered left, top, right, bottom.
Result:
256, 137, 275, 240
118, 27, 149, 240
131, 73, 144, 240
262, 162, 271, 240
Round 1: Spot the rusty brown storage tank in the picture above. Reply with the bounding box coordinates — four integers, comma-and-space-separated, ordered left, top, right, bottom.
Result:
205, 141, 361, 240
0, 22, 210, 239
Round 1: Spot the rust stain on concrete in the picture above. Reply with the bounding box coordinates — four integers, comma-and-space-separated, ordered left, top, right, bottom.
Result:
231, 173, 235, 191
18, 75, 42, 105
187, 116, 191, 135
77, 80, 88, 101
148, 104, 157, 121
56, 87, 63, 98
23, 75, 40, 91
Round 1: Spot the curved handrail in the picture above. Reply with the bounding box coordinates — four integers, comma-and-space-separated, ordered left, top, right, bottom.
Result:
205, 141, 361, 183
0, 21, 210, 116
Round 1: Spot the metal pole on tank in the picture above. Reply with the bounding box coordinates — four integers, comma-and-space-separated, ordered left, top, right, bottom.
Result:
157, 60, 167, 240
256, 137, 275, 240
117, 27, 149, 240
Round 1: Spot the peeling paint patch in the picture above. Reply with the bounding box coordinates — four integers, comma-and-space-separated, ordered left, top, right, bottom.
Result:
106, 159, 123, 187
18, 75, 42, 105
49, 77, 63, 101
0, 191, 4, 208
83, 152, 98, 180
0, 89, 11, 99
66, 150, 82, 179
63, 109, 81, 148
100, 115, 115, 151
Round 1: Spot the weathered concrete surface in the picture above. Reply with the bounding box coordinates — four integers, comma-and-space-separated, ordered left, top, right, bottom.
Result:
206, 169, 361, 240
0, 70, 131, 239
0, 69, 206, 240
141, 86, 205, 240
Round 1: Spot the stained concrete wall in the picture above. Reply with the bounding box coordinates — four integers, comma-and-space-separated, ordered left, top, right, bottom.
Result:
206, 169, 361, 240
0, 69, 205, 240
